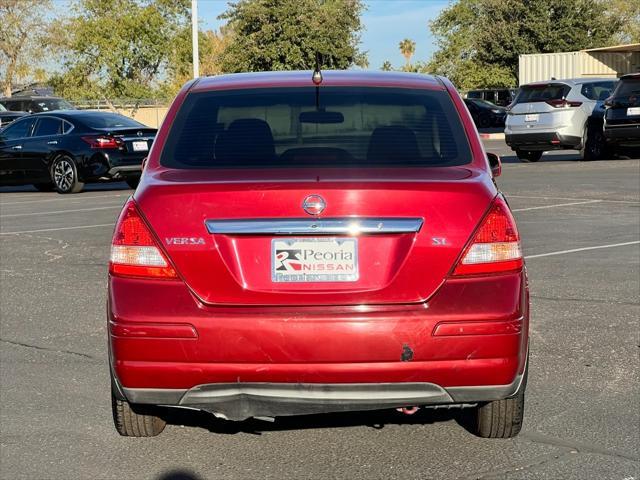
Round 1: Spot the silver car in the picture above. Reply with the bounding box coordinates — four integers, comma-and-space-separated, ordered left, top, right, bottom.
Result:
505, 78, 616, 162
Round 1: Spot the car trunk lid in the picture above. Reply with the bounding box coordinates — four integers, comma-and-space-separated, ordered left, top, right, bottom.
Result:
136, 167, 494, 306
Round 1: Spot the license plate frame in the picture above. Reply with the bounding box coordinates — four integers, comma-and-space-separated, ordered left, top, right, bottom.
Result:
271, 237, 359, 283
132, 140, 148, 152
627, 107, 640, 116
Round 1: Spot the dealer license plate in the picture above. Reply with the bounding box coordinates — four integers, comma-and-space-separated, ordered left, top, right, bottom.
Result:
272, 238, 358, 282
132, 141, 148, 152
627, 107, 640, 116
524, 114, 539, 123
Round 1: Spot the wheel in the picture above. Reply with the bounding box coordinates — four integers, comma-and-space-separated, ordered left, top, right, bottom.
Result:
515, 150, 542, 163
580, 125, 606, 161
479, 116, 492, 128
125, 177, 140, 189
32, 183, 54, 192
111, 389, 166, 437
52, 155, 84, 193
471, 366, 527, 438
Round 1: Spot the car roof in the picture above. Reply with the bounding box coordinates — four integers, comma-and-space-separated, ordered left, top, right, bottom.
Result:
191, 70, 444, 93
522, 77, 617, 87
27, 110, 127, 120
620, 73, 640, 80
0, 96, 65, 101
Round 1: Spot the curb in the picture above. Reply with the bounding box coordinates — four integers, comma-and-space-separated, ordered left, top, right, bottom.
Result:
479, 132, 506, 140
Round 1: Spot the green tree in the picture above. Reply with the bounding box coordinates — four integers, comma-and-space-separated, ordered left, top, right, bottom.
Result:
218, 0, 368, 72
50, 0, 191, 102
398, 38, 416, 68
0, 0, 52, 97
380, 60, 393, 71
426, 0, 626, 89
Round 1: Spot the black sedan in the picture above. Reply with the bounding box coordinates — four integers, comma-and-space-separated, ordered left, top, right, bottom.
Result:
463, 98, 507, 128
0, 111, 156, 193
0, 103, 27, 129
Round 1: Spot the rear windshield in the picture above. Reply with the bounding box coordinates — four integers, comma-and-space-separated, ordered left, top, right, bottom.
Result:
80, 113, 144, 129
515, 84, 570, 103
160, 87, 471, 169
612, 78, 640, 101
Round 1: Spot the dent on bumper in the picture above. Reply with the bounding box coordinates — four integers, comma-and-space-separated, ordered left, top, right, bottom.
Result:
120, 373, 525, 421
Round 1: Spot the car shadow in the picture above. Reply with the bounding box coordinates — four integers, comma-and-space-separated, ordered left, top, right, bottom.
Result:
160, 406, 476, 437
0, 182, 132, 193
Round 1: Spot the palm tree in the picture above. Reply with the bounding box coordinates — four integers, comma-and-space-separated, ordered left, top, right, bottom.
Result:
399, 39, 416, 68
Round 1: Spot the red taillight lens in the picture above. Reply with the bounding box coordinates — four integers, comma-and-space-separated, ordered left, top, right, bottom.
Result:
546, 99, 582, 108
81, 135, 122, 149
452, 196, 523, 276
109, 199, 177, 279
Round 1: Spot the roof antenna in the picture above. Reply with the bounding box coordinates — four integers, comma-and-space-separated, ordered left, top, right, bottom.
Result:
312, 52, 323, 85
313, 52, 323, 110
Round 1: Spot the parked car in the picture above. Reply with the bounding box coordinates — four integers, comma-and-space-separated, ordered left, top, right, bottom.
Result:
0, 95, 76, 114
466, 88, 517, 107
0, 111, 156, 193
0, 103, 27, 128
464, 98, 507, 128
505, 78, 616, 162
108, 70, 529, 439
603, 73, 640, 151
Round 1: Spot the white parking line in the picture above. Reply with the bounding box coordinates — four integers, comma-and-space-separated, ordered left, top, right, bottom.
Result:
1, 205, 123, 218
0, 223, 114, 235
0, 193, 129, 206
525, 241, 640, 259
508, 194, 639, 205
512, 200, 602, 212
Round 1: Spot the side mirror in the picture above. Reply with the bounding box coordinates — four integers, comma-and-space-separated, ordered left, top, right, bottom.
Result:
487, 152, 501, 177
604, 97, 613, 107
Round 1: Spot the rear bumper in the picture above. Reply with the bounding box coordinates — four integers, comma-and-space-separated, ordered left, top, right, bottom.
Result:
119, 375, 525, 421
604, 124, 640, 146
109, 270, 530, 418
505, 132, 582, 151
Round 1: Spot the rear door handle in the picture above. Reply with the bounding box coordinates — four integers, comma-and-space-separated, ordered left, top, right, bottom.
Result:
47, 140, 58, 145
11, 145, 22, 150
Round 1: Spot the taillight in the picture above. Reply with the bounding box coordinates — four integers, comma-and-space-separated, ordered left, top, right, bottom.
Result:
109, 199, 177, 279
81, 135, 123, 149
545, 99, 582, 108
452, 196, 523, 276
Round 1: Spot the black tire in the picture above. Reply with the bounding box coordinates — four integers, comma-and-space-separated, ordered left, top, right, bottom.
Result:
32, 183, 54, 192
125, 177, 140, 190
580, 125, 606, 161
111, 389, 166, 437
515, 150, 542, 163
479, 116, 492, 128
51, 155, 84, 194
472, 366, 527, 439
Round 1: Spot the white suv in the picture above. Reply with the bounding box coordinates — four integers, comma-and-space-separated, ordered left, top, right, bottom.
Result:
505, 78, 616, 162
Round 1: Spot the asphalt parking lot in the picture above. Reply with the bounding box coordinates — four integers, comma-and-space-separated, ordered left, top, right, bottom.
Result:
1, 140, 638, 480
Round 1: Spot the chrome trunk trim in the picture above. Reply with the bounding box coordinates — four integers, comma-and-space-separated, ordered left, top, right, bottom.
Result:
205, 218, 423, 235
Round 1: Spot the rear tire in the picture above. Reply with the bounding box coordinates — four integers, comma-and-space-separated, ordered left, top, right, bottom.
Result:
515, 150, 542, 163
111, 390, 166, 437
471, 367, 527, 439
580, 125, 606, 161
125, 177, 140, 189
52, 155, 84, 194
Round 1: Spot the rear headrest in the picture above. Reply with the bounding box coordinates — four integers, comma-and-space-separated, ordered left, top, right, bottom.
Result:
367, 126, 420, 163
215, 118, 275, 164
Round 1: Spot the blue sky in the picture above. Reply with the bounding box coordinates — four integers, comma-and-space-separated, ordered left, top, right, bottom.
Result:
198, 0, 449, 69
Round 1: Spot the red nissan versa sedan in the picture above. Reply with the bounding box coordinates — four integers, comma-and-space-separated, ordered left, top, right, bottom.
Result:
108, 70, 529, 438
